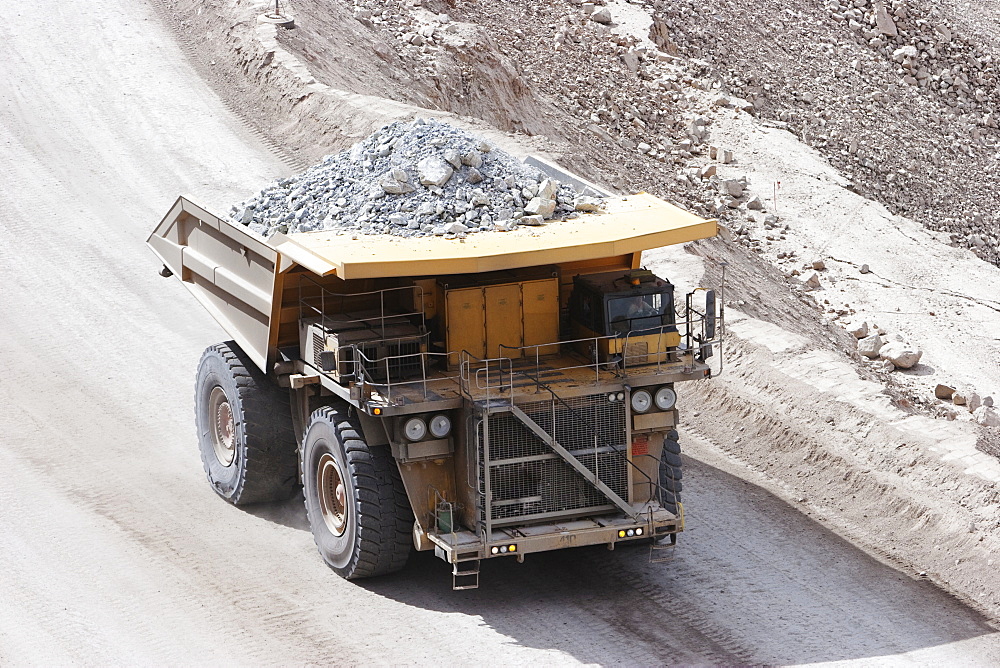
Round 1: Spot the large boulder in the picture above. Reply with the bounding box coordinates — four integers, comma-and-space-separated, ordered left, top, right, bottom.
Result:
879, 341, 923, 369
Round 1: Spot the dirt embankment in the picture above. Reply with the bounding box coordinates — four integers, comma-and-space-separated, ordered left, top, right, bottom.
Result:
155, 0, 1000, 620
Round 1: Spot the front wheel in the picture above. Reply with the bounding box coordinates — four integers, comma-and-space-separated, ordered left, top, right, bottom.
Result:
658, 430, 683, 516
301, 406, 413, 579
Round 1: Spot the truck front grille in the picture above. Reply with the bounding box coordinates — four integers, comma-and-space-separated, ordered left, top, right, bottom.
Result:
478, 394, 628, 526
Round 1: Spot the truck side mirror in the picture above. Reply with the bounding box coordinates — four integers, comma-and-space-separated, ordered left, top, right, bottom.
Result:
705, 290, 716, 339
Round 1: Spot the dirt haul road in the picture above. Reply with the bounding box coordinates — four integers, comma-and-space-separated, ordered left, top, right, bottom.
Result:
1, 1, 1000, 665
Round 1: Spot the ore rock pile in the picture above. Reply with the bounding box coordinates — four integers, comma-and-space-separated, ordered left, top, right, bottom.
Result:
232, 119, 603, 238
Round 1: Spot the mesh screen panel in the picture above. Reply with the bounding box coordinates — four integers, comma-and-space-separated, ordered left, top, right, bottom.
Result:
478, 394, 628, 526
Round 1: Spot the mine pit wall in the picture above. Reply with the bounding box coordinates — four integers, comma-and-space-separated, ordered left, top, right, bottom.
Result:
152, 0, 557, 176
682, 239, 1000, 620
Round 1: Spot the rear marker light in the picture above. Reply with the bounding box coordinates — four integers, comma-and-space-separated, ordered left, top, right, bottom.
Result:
636, 528, 643, 536
618, 530, 626, 538
627, 529, 635, 537
491, 546, 500, 555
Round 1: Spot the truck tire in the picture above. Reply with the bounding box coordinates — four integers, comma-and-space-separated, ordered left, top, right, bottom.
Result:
194, 342, 298, 505
301, 406, 413, 579
658, 430, 683, 516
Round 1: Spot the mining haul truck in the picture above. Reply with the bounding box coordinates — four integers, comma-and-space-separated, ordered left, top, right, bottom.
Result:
148, 169, 722, 589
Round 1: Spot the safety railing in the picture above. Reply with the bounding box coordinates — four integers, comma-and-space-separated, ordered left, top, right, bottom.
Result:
347, 346, 461, 405
297, 274, 427, 338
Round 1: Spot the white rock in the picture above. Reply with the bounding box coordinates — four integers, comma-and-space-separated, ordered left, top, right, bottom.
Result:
879, 341, 923, 369
443, 222, 468, 234
846, 320, 869, 338
591, 7, 612, 23
700, 165, 717, 179
875, 2, 898, 36
520, 214, 545, 226
746, 195, 764, 210
525, 196, 556, 218
858, 334, 883, 359
538, 178, 557, 201
379, 172, 414, 194
461, 150, 483, 168
443, 148, 462, 169
720, 179, 744, 198
802, 271, 822, 289
985, 396, 995, 408
968, 392, 983, 411
973, 406, 1000, 427
574, 196, 604, 212
417, 157, 454, 186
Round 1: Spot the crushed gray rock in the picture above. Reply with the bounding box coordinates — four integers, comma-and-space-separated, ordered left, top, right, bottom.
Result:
232, 119, 584, 238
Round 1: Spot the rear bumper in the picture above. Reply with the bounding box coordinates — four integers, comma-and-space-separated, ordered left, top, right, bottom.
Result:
428, 506, 682, 564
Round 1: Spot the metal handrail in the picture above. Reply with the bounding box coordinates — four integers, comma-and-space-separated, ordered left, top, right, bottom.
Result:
296, 274, 427, 338
349, 347, 460, 404
495, 313, 723, 383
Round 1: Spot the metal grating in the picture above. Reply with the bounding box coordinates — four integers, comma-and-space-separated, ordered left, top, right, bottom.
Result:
356, 337, 424, 383
313, 331, 325, 369
478, 393, 629, 526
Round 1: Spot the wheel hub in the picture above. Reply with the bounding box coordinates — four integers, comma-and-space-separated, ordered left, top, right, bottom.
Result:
317, 452, 348, 536
208, 386, 236, 467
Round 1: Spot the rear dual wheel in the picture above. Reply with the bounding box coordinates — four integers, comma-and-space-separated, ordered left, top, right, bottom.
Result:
194, 342, 298, 505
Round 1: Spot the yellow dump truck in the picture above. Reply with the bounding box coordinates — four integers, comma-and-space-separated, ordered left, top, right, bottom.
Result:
148, 178, 723, 589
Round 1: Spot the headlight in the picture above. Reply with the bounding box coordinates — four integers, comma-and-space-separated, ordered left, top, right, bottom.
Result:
404, 417, 427, 441
631, 389, 652, 413
429, 414, 452, 438
654, 386, 677, 411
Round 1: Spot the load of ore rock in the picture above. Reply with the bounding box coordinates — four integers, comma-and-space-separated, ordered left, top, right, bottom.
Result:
231, 119, 604, 239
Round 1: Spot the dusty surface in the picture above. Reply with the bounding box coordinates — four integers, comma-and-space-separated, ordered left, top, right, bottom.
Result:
3, 0, 1000, 665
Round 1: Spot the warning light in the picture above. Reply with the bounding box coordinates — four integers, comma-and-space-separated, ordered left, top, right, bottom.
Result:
618, 530, 626, 538
373, 407, 382, 415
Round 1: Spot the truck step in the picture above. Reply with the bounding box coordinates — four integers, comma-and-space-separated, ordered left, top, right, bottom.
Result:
452, 559, 481, 590
649, 537, 677, 564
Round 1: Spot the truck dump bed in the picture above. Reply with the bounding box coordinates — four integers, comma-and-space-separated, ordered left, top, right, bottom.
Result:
147, 192, 716, 372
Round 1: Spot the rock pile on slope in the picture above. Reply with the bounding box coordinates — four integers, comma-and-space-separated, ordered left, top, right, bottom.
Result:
232, 119, 589, 238
653, 0, 1000, 267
